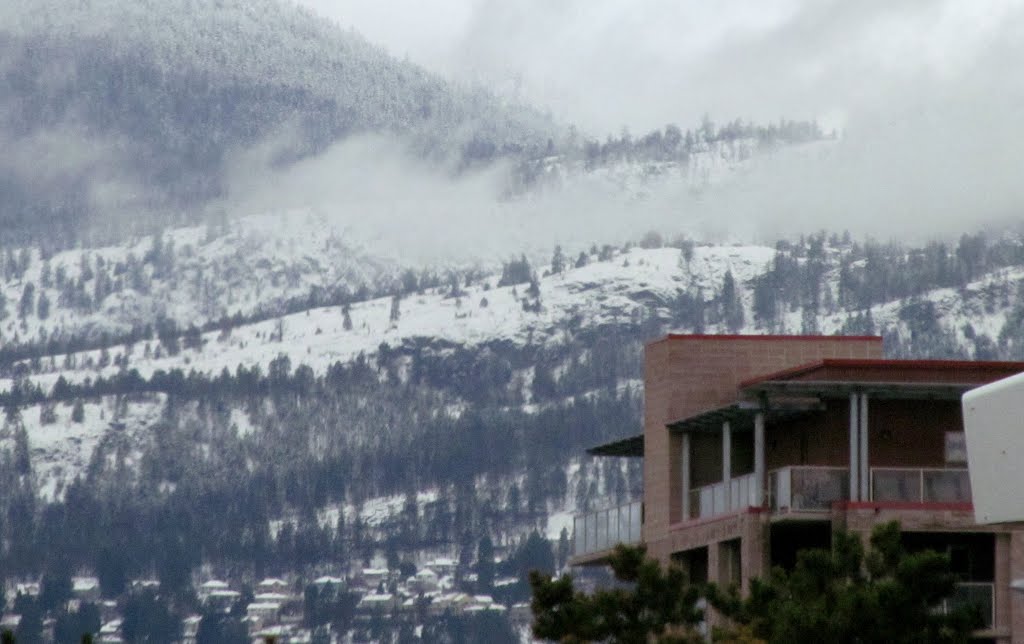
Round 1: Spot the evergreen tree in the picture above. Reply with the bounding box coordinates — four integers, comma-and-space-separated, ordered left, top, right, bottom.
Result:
530, 544, 704, 643
122, 591, 181, 644
532, 524, 978, 644
551, 245, 566, 274
556, 527, 571, 570
516, 531, 555, 583
389, 295, 401, 323
709, 521, 980, 644
721, 270, 745, 332
342, 303, 353, 331
13, 595, 43, 644
476, 535, 495, 593
38, 566, 73, 612
71, 399, 85, 423
36, 291, 51, 320
19, 282, 35, 319
499, 255, 533, 286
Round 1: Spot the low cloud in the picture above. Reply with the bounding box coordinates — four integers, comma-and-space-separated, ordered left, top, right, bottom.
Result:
294, 0, 1024, 247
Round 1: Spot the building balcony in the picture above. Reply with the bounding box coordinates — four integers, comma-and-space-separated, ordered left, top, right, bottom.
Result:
572, 500, 642, 559
939, 582, 994, 629
686, 466, 971, 521
687, 472, 760, 520
870, 467, 972, 504
769, 466, 850, 513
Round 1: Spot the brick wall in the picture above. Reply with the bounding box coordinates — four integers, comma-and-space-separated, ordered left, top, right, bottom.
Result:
643, 335, 883, 562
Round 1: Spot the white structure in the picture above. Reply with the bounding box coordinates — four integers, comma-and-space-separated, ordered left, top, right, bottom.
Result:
72, 576, 101, 601
257, 578, 289, 593
962, 371, 1024, 524
246, 601, 282, 622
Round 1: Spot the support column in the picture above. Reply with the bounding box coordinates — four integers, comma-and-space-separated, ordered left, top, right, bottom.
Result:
681, 433, 691, 520
754, 412, 765, 507
722, 421, 732, 482
849, 392, 860, 501
859, 394, 870, 502
1009, 532, 1024, 638
995, 533, 1010, 633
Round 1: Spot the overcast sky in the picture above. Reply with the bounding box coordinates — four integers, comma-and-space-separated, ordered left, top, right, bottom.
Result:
280, 1, 1024, 247
295, 0, 1022, 135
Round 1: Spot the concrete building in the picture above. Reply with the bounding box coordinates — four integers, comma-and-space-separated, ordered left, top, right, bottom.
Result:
574, 334, 1024, 641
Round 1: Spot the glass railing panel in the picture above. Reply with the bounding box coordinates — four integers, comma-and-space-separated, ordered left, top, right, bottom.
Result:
699, 486, 715, 518
729, 474, 750, 509
923, 469, 971, 503
769, 468, 790, 511
628, 501, 641, 543
768, 466, 848, 512
618, 506, 630, 547
587, 512, 598, 552
571, 501, 643, 557
573, 515, 585, 556
872, 469, 922, 502
790, 467, 849, 511
870, 468, 970, 504
712, 482, 727, 516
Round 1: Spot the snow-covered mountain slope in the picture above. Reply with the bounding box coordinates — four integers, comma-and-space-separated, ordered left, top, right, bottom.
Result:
0, 394, 164, 500
0, 210, 398, 347
0, 243, 775, 396
6, 205, 1024, 516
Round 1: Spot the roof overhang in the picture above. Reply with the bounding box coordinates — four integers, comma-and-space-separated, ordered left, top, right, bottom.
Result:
587, 434, 644, 457
666, 399, 824, 433
743, 380, 974, 400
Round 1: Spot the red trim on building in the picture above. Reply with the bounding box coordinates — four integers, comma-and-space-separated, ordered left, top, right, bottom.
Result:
661, 333, 883, 343
738, 360, 830, 387
837, 501, 974, 512
820, 358, 1024, 371
740, 358, 1024, 388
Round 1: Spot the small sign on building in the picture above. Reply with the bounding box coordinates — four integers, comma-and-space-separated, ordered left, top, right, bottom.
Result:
945, 431, 967, 464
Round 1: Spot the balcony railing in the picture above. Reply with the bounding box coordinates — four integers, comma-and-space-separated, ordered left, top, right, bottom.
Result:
688, 472, 759, 519
572, 500, 642, 557
769, 466, 849, 513
937, 582, 994, 629
870, 468, 971, 504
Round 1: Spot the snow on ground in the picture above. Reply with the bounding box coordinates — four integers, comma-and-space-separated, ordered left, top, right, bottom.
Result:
0, 210, 397, 349
229, 407, 257, 438
2, 244, 776, 396
545, 510, 574, 541
0, 394, 165, 500
811, 266, 1024, 345
311, 489, 443, 533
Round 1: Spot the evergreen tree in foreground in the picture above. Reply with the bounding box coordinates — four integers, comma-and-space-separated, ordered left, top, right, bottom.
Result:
709, 521, 982, 644
530, 522, 980, 644
530, 543, 704, 643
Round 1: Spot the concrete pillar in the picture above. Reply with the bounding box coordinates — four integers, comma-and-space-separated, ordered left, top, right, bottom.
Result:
708, 539, 721, 585
722, 421, 732, 482
859, 393, 870, 502
849, 392, 860, 501
995, 533, 1010, 634
1009, 532, 1024, 639
754, 412, 765, 507
741, 515, 767, 595
681, 432, 691, 520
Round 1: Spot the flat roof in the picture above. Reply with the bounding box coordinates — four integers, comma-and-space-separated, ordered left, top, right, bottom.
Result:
587, 434, 643, 457
741, 358, 1024, 389
654, 333, 882, 345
